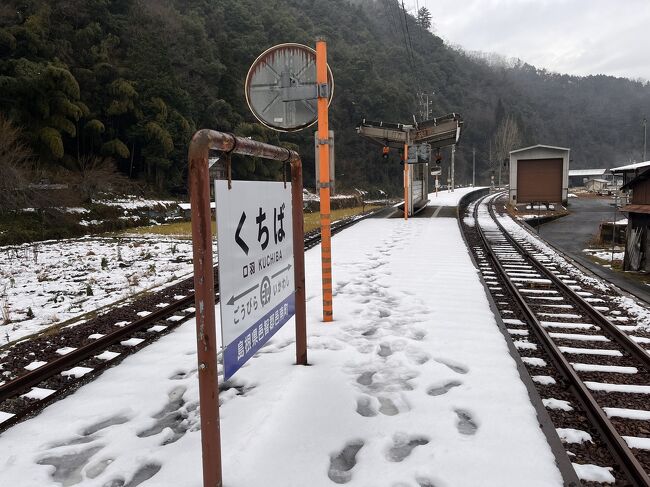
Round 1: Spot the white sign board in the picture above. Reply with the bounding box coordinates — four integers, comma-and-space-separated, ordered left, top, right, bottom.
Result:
215, 180, 295, 379
407, 143, 431, 164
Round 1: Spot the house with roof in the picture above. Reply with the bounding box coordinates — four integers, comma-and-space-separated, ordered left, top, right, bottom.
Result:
568, 168, 608, 188
610, 160, 650, 186
585, 178, 609, 193
619, 165, 650, 271
508, 145, 570, 207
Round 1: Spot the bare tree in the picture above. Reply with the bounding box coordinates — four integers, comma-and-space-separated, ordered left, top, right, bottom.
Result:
70, 155, 133, 202
0, 115, 33, 213
492, 114, 521, 187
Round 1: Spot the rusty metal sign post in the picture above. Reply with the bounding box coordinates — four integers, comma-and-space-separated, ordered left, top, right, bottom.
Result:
188, 130, 307, 487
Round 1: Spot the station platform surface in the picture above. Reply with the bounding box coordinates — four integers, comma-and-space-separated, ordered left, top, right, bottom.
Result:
0, 188, 567, 487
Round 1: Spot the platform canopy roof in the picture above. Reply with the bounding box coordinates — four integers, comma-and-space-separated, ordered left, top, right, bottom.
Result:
568, 168, 607, 177
356, 113, 463, 149
610, 160, 650, 173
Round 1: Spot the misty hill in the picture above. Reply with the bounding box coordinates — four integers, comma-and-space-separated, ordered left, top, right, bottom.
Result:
1, 0, 649, 199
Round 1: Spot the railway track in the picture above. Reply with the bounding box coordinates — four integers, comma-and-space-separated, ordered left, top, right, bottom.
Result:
465, 192, 650, 486
0, 208, 384, 432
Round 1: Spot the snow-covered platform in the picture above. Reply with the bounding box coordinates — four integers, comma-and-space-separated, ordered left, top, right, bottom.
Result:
0, 188, 571, 486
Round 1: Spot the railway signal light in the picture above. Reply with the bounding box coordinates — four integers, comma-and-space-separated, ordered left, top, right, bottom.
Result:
382, 146, 389, 159
435, 149, 442, 166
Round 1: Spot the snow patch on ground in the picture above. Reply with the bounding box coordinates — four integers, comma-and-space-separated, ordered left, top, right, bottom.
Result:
543, 398, 573, 411
427, 187, 486, 206
0, 236, 209, 343
556, 428, 592, 444
572, 464, 615, 483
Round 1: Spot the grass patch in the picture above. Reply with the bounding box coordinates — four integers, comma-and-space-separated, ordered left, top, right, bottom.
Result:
119, 205, 381, 238
303, 205, 380, 233
123, 220, 217, 238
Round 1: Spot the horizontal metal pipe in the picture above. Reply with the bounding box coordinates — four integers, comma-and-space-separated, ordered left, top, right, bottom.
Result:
189, 129, 300, 164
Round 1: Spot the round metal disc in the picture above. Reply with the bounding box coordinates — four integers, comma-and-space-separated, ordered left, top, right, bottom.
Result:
245, 43, 334, 132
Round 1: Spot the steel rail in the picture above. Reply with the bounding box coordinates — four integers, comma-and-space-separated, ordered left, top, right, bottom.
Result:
0, 295, 196, 404
0, 206, 383, 432
474, 195, 650, 487
490, 199, 650, 371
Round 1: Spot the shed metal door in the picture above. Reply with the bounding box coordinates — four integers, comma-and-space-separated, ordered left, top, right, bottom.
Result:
517, 158, 563, 203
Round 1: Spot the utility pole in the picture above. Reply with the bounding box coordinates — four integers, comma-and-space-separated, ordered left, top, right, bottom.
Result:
498, 156, 502, 188
472, 147, 476, 187
643, 117, 648, 162
611, 192, 618, 265
451, 144, 455, 192
417, 92, 434, 121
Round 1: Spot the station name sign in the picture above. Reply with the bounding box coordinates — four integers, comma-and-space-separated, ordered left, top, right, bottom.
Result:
215, 180, 295, 379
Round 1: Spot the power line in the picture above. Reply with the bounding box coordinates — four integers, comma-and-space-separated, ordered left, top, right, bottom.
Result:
384, 0, 427, 119
380, 0, 398, 37
389, 0, 412, 72
401, 1, 417, 69
400, 1, 425, 114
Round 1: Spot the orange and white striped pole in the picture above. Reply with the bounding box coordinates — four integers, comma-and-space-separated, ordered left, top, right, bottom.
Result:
316, 38, 333, 322
403, 142, 409, 220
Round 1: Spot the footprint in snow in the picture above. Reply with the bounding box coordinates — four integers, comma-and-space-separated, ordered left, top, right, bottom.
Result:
386, 433, 430, 462
356, 371, 375, 386
328, 440, 364, 484
455, 409, 478, 435
378, 396, 400, 416
378, 308, 391, 318
409, 329, 426, 341
82, 413, 131, 436
416, 477, 438, 487
86, 457, 114, 479
37, 446, 104, 486
361, 327, 377, 337
356, 396, 377, 417
46, 435, 95, 449
168, 369, 193, 380
377, 343, 393, 357
137, 386, 189, 445
427, 380, 462, 396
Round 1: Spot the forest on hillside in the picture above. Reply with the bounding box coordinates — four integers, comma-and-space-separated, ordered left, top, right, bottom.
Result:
1, 0, 649, 210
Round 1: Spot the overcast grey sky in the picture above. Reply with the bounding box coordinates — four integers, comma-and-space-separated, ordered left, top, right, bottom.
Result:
418, 0, 650, 80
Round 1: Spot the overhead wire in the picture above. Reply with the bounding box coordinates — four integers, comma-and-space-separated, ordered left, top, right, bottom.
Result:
400, 1, 424, 116
389, 0, 413, 72
383, 0, 426, 120
401, 1, 417, 69
381, 0, 398, 37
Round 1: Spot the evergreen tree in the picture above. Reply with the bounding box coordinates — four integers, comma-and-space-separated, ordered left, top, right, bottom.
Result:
416, 6, 432, 30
